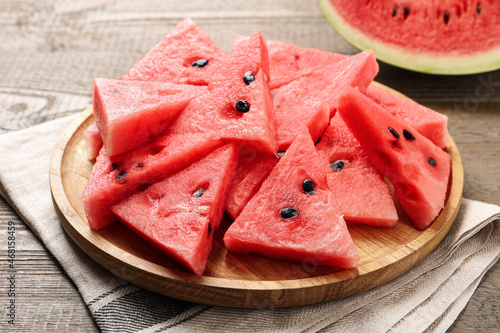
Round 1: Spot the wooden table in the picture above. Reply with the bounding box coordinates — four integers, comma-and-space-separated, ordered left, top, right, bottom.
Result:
0, 1, 498, 331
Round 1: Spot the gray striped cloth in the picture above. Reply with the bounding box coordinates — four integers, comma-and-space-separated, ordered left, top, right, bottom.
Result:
0, 115, 499, 333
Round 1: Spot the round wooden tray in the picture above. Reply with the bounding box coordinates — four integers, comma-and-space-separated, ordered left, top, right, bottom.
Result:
49, 87, 464, 309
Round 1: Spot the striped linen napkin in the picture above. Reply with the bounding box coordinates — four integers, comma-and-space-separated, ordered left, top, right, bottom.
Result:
0, 115, 499, 333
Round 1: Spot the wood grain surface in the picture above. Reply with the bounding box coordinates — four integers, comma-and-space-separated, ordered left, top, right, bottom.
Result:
0, 0, 499, 331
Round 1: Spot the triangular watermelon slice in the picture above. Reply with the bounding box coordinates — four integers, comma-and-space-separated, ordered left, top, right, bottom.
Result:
93, 78, 206, 156
316, 114, 398, 227
337, 87, 451, 230
271, 49, 378, 150
224, 128, 359, 269
365, 84, 450, 149
82, 133, 223, 230
167, 31, 277, 154
112, 144, 239, 275
121, 17, 229, 85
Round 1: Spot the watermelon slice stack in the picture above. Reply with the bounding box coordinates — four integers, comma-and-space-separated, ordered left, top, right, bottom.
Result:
82, 18, 452, 275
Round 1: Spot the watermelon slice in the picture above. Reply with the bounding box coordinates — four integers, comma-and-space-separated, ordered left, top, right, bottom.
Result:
84, 122, 102, 160
224, 128, 359, 269
319, 0, 500, 74
82, 133, 223, 230
337, 87, 451, 230
167, 31, 277, 154
112, 144, 239, 275
122, 17, 229, 85
316, 114, 398, 227
225, 150, 278, 219
93, 78, 206, 156
365, 84, 449, 149
271, 49, 378, 150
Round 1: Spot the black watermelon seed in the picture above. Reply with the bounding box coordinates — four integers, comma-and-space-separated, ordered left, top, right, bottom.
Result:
280, 207, 299, 219
331, 160, 345, 172
428, 157, 437, 167
208, 223, 212, 235
388, 126, 400, 138
243, 71, 255, 85
235, 100, 250, 113
136, 162, 144, 168
444, 11, 450, 24
403, 6, 410, 19
477, 3, 482, 14
192, 59, 208, 67
116, 170, 127, 180
277, 150, 286, 159
112, 163, 119, 170
302, 179, 315, 195
392, 5, 398, 17
193, 188, 205, 198
403, 129, 416, 141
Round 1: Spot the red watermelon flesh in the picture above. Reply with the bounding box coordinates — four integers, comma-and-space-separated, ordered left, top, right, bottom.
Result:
93, 78, 206, 157
337, 87, 451, 230
84, 122, 102, 160
121, 17, 229, 85
224, 127, 359, 269
225, 150, 278, 219
167, 31, 277, 155
271, 49, 378, 150
82, 133, 223, 230
111, 144, 239, 275
365, 84, 449, 149
316, 114, 398, 227
266, 39, 350, 89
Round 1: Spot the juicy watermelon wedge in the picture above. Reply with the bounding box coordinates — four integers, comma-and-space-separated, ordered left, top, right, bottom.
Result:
337, 87, 451, 230
271, 49, 378, 150
365, 84, 449, 149
122, 17, 229, 85
112, 144, 239, 275
93, 78, 206, 156
224, 128, 359, 269
168, 31, 277, 154
316, 114, 398, 227
82, 133, 223, 230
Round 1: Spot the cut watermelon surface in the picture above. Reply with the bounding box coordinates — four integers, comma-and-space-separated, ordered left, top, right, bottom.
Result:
84, 122, 102, 160
316, 114, 398, 227
82, 133, 223, 230
93, 78, 206, 156
365, 84, 449, 149
167, 31, 277, 154
337, 87, 451, 230
224, 128, 359, 269
112, 144, 239, 275
122, 17, 229, 85
270, 49, 378, 150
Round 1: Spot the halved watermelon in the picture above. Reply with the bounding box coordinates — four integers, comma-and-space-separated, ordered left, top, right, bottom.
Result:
93, 78, 206, 156
271, 49, 378, 150
167, 31, 277, 154
122, 17, 229, 85
112, 144, 239, 275
319, 0, 500, 74
365, 84, 449, 149
82, 133, 223, 230
337, 87, 451, 230
316, 114, 398, 227
224, 127, 359, 269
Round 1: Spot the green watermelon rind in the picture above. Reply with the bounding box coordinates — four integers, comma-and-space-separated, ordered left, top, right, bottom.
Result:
318, 0, 500, 75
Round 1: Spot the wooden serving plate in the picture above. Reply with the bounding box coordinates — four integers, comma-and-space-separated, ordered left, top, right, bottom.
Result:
49, 85, 463, 308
